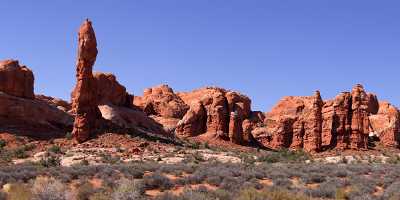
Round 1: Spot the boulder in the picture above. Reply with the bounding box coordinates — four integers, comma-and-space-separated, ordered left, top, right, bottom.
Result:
0, 60, 34, 99
71, 19, 102, 143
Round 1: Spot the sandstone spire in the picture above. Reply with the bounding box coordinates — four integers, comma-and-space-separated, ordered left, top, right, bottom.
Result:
71, 19, 101, 142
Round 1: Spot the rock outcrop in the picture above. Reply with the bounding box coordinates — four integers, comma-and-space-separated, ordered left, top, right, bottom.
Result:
0, 92, 73, 138
264, 84, 398, 152
71, 19, 102, 143
0, 60, 72, 138
262, 91, 323, 152
134, 85, 188, 119
0, 60, 34, 99
369, 102, 400, 147
176, 87, 253, 145
94, 72, 133, 107
35, 95, 71, 112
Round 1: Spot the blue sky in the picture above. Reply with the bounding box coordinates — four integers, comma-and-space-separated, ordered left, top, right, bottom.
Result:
1, 1, 399, 111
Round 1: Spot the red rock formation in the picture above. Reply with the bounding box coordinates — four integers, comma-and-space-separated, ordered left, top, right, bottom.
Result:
176, 87, 253, 144
263, 92, 323, 152
71, 19, 102, 143
134, 85, 188, 119
0, 61, 72, 138
94, 72, 133, 107
175, 101, 207, 137
370, 102, 400, 147
229, 111, 243, 144
0, 92, 73, 138
0, 60, 34, 99
350, 84, 373, 149
303, 91, 323, 152
264, 84, 396, 152
35, 94, 71, 112
331, 92, 352, 149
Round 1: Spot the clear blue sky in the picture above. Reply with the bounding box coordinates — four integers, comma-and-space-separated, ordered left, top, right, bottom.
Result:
1, 1, 399, 111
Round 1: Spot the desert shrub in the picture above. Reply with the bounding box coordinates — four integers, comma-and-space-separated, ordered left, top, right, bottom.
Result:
273, 178, 292, 188
65, 132, 73, 140
301, 173, 326, 184
0, 140, 6, 149
76, 181, 96, 200
112, 179, 145, 200
258, 149, 310, 163
154, 192, 177, 200
47, 145, 62, 154
237, 187, 308, 200
4, 182, 32, 200
89, 191, 111, 200
38, 155, 61, 167
143, 172, 174, 190
382, 181, 400, 200
31, 177, 68, 200
0, 191, 5, 200
100, 153, 121, 164
115, 164, 145, 179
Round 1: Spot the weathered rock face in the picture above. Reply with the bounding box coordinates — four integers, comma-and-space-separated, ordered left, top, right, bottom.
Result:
35, 95, 71, 112
134, 85, 189, 119
71, 20, 102, 143
98, 104, 165, 134
369, 102, 400, 147
176, 87, 253, 145
0, 60, 34, 99
263, 91, 323, 152
264, 84, 400, 152
93, 72, 132, 107
175, 101, 207, 137
350, 84, 373, 149
0, 92, 73, 138
330, 92, 352, 149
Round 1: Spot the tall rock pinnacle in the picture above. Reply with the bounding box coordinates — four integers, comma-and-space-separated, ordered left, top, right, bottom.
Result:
71, 19, 101, 143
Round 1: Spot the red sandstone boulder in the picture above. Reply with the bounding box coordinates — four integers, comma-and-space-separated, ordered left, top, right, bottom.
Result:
0, 60, 34, 99
71, 19, 102, 143
134, 85, 188, 119
369, 102, 400, 147
94, 72, 133, 107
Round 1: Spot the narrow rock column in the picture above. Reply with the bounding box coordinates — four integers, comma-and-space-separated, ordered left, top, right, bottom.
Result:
229, 111, 243, 144
350, 84, 370, 149
71, 19, 101, 143
303, 91, 324, 152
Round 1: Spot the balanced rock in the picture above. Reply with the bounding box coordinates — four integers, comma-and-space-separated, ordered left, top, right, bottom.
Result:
0, 60, 34, 99
71, 19, 102, 143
